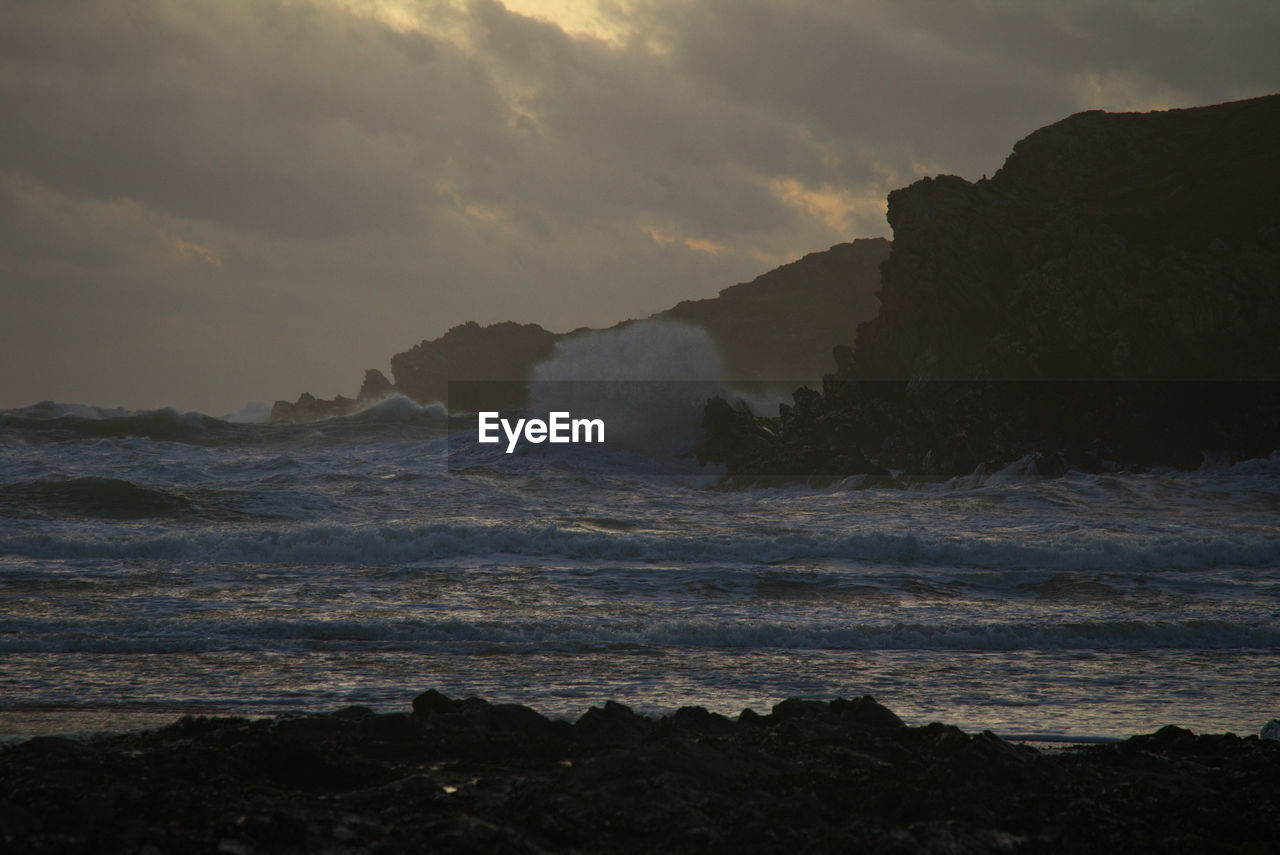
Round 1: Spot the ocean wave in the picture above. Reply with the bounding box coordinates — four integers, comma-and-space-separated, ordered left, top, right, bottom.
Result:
0, 402, 250, 446
2, 615, 1275, 654
0, 477, 195, 520
342, 395, 447, 422
0, 398, 453, 447
2, 518, 1277, 572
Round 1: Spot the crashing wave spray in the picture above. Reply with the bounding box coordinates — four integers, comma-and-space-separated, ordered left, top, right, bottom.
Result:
530, 320, 728, 454
533, 319, 726, 382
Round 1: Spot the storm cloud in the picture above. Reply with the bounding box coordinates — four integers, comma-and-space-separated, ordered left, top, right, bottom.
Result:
2, 0, 1277, 412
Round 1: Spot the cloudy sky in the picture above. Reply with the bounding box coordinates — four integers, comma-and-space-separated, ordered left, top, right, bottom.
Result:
3, 0, 1277, 413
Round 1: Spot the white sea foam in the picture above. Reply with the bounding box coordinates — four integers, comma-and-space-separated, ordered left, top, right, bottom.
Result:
533, 319, 727, 383
529, 320, 729, 453
344, 394, 447, 421
223, 401, 272, 423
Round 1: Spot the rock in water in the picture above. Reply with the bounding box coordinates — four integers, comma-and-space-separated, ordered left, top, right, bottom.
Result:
357, 368, 395, 401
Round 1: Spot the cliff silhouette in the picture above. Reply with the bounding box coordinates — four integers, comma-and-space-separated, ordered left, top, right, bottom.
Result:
271, 239, 889, 420
855, 94, 1280, 383
700, 94, 1280, 483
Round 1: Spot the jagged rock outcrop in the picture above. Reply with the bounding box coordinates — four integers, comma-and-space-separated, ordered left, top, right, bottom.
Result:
390, 321, 560, 412
357, 368, 395, 401
270, 323, 559, 421
269, 368, 402, 423
269, 391, 358, 423
701, 95, 1280, 484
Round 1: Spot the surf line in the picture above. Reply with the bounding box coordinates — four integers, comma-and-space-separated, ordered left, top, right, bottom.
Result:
478, 411, 605, 453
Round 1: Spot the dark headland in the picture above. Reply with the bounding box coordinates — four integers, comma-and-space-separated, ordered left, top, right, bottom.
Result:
272, 95, 1280, 487
3, 692, 1278, 853
700, 94, 1280, 484
270, 239, 890, 419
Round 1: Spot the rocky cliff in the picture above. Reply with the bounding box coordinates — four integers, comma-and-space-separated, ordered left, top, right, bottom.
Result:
701, 94, 1280, 483
271, 239, 888, 420
656, 238, 888, 380
855, 94, 1280, 382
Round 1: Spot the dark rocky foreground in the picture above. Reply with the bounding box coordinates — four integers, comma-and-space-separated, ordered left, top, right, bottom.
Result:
3, 693, 1277, 854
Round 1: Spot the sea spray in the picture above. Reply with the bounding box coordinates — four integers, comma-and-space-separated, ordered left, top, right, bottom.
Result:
529, 319, 728, 455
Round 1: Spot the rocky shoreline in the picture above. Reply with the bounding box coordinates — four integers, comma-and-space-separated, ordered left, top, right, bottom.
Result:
3, 692, 1277, 853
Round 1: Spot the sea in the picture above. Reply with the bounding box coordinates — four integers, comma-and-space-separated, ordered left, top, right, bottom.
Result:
2, 387, 1279, 744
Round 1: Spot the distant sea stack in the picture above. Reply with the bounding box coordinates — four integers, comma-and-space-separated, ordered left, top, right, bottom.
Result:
701, 95, 1280, 484
269, 239, 889, 420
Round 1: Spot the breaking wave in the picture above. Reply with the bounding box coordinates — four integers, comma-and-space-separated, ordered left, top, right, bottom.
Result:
0, 477, 195, 520
530, 320, 730, 454
2, 518, 1276, 572
0, 398, 451, 446
3, 614, 1276, 655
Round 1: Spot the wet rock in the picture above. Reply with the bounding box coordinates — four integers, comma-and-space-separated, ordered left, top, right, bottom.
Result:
770, 697, 832, 722
391, 321, 559, 411
1133, 723, 1198, 749
489, 702, 559, 740
831, 695, 908, 730
268, 390, 358, 423
357, 711, 428, 746
661, 705, 735, 736
357, 368, 395, 401
412, 688, 457, 716
575, 700, 652, 747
